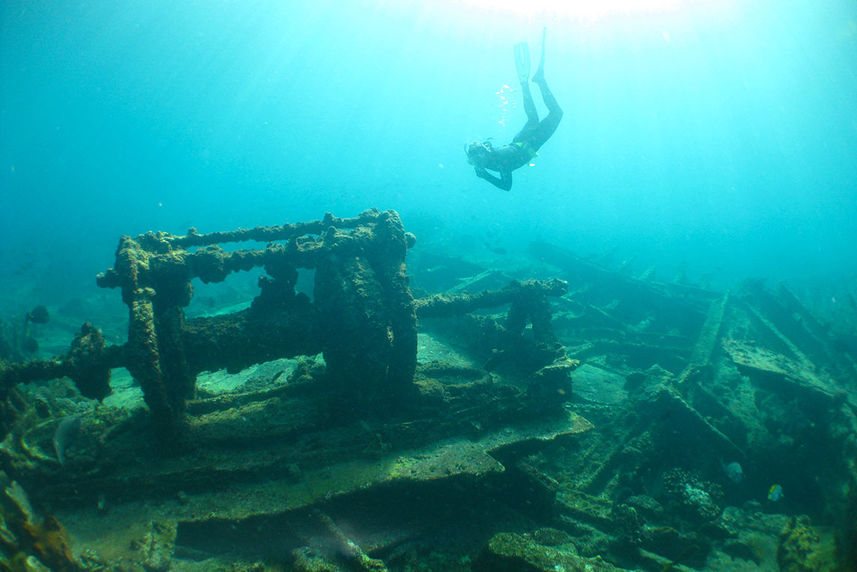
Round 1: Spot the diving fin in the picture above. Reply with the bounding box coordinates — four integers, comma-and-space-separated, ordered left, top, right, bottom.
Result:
532, 27, 546, 84
513, 41, 530, 84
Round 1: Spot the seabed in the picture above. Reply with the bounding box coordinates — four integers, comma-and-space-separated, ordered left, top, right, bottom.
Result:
1, 209, 855, 571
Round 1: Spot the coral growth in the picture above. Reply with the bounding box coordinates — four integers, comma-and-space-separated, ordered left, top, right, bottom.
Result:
0, 471, 79, 570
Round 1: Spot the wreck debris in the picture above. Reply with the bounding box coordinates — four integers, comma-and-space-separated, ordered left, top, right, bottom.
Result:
1, 210, 575, 445
503, 241, 857, 570
417, 278, 573, 380
1, 215, 856, 569
0, 323, 118, 402
0, 210, 588, 569
98, 208, 419, 441
308, 509, 389, 572
130, 520, 177, 572
475, 530, 622, 571
1, 211, 416, 441
677, 292, 729, 385
777, 515, 839, 572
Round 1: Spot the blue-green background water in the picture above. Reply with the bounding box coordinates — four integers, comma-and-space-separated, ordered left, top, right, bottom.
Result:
2, 0, 857, 310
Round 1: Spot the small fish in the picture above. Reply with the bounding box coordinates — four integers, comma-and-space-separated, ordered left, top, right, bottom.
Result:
25, 305, 50, 325
53, 415, 82, 465
768, 484, 784, 502
723, 461, 744, 483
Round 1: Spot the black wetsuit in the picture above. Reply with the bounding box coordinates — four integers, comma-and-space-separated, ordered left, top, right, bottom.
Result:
476, 78, 563, 191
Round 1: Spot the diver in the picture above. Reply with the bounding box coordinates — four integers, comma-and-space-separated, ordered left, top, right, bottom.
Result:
466, 28, 563, 191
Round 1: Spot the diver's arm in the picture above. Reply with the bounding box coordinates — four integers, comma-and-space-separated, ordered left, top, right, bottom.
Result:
475, 167, 512, 191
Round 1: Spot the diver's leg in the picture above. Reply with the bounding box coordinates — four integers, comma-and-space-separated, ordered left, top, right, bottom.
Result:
521, 81, 539, 127
523, 29, 561, 150
524, 111, 562, 151
535, 78, 562, 115
526, 79, 563, 149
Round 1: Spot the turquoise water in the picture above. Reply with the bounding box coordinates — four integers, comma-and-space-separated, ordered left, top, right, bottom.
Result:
3, 3, 857, 569
2, 0, 857, 301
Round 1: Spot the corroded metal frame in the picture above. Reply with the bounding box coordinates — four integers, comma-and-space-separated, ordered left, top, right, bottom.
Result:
1, 209, 570, 445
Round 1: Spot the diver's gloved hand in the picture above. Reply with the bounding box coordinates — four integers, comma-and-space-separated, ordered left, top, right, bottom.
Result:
474, 167, 490, 179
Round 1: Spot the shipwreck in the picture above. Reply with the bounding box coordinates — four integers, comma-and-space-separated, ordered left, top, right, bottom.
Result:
0, 208, 855, 571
